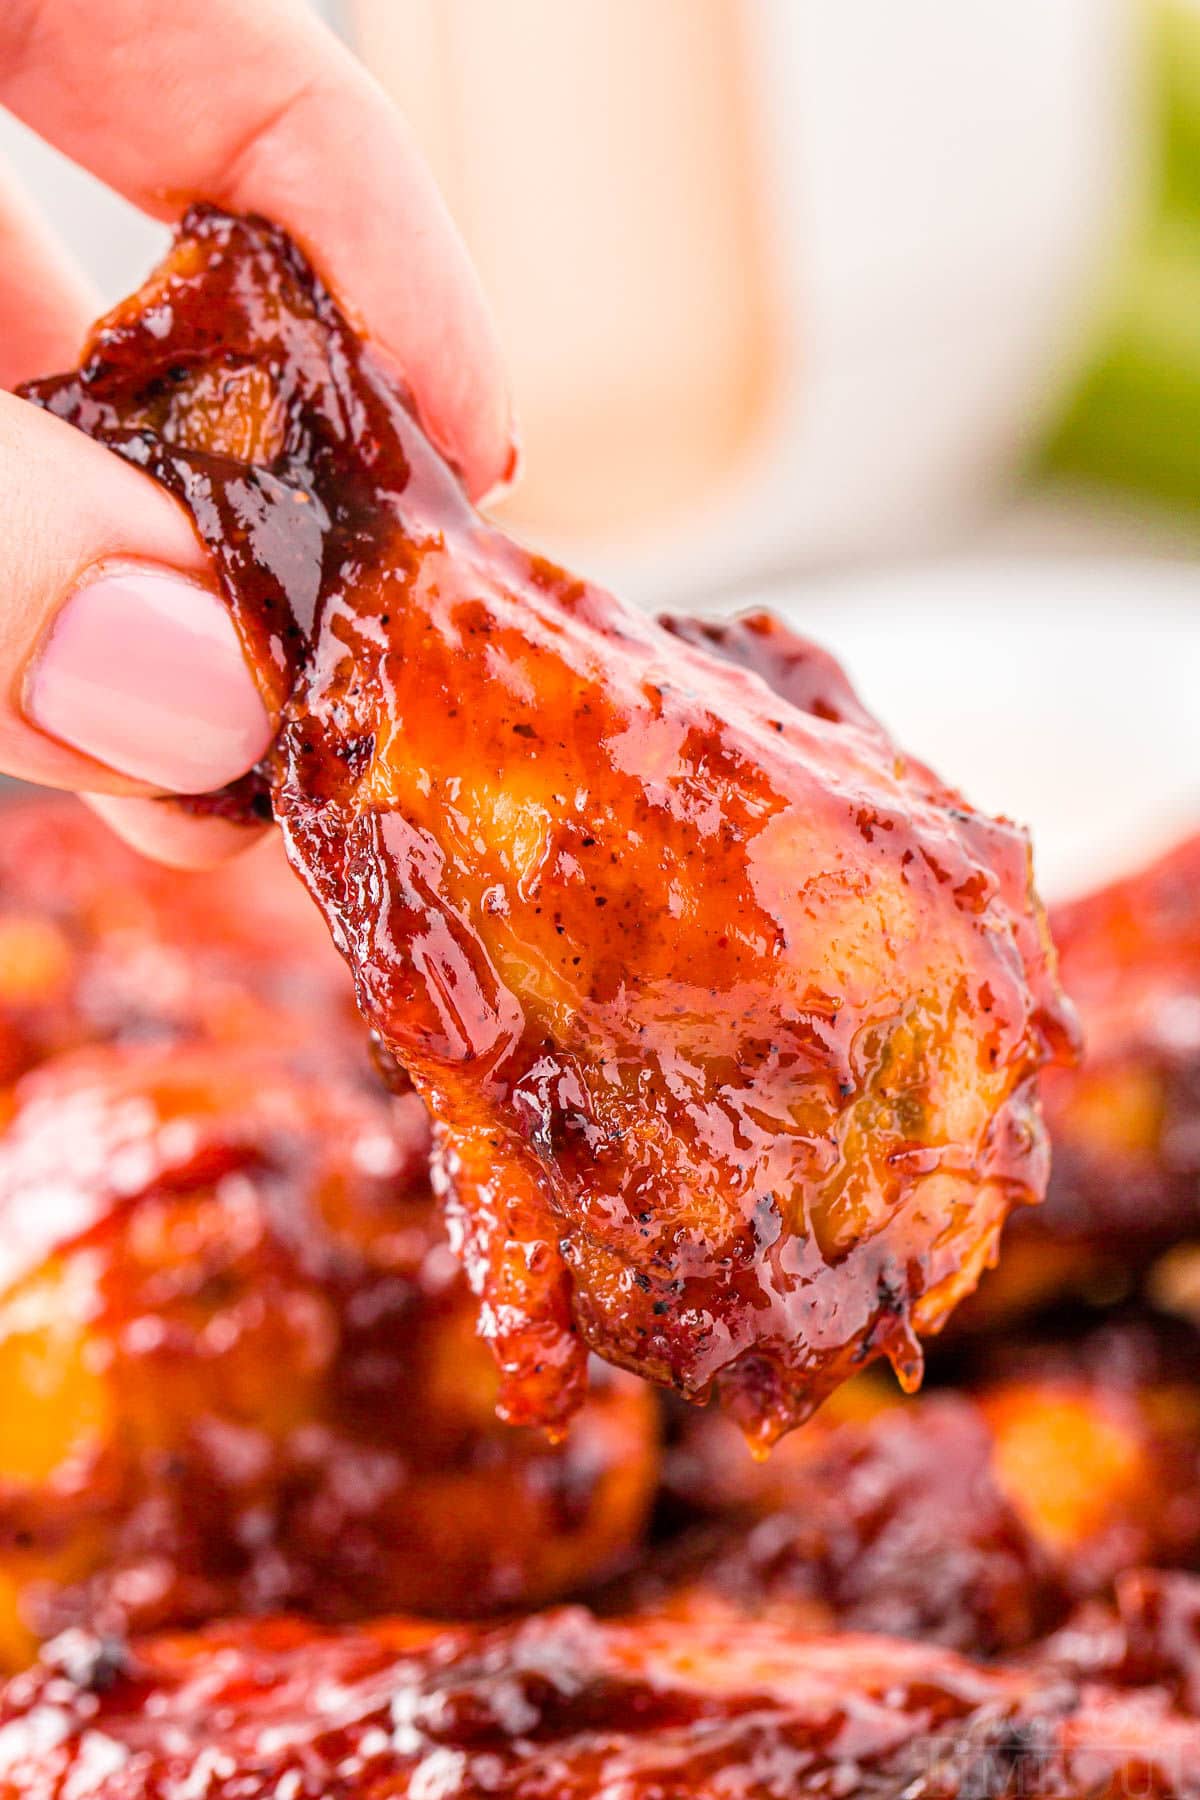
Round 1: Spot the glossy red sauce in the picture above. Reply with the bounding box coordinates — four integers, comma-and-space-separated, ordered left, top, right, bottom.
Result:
0, 1042, 656, 1658
625, 1393, 1064, 1655
964, 832, 1200, 1326
4, 1606, 1200, 1799
23, 209, 1076, 1445
0, 795, 360, 1086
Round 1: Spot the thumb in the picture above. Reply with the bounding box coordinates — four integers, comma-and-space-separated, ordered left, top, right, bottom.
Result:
0, 392, 272, 862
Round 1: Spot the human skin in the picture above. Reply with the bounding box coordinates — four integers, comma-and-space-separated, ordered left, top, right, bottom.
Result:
0, 0, 511, 867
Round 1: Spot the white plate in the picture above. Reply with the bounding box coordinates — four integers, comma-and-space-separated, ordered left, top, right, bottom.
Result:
747, 554, 1200, 901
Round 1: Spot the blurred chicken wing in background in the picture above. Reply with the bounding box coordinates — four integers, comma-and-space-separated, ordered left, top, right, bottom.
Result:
624, 1316, 1200, 1658
967, 833, 1200, 1325
0, 1043, 656, 1668
0, 797, 361, 1086
4, 1606, 1200, 1799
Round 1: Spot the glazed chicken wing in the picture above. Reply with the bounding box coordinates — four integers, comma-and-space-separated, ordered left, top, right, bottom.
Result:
632, 1392, 1062, 1655
1037, 1566, 1200, 1712
638, 1317, 1200, 1656
24, 209, 1074, 1444
965, 832, 1200, 1326
4, 1608, 1200, 1799
0, 1043, 655, 1666
0, 795, 361, 1085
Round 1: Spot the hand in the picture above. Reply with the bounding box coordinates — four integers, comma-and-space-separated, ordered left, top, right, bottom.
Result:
0, 0, 512, 866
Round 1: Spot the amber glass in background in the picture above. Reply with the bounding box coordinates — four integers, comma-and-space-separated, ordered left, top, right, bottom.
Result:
348, 0, 778, 551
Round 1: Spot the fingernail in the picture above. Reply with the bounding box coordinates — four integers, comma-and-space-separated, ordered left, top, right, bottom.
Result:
27, 569, 272, 794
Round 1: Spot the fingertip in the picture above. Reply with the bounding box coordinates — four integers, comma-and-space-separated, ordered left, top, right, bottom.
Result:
210, 55, 517, 506
84, 792, 270, 871
474, 422, 524, 511
370, 295, 516, 505
0, 164, 99, 389
26, 566, 273, 796
396, 244, 516, 503
1, 1, 519, 510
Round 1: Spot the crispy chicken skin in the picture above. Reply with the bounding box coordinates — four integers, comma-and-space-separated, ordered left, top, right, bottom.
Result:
968, 833, 1200, 1324
638, 1319, 1200, 1655
3, 1609, 1200, 1799
24, 209, 1074, 1444
0, 796, 360, 1085
0, 1044, 656, 1666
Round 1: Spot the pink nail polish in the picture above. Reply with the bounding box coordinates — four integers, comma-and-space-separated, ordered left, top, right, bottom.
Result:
27, 569, 272, 794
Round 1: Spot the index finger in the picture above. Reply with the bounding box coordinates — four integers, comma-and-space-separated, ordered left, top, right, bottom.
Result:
0, 0, 515, 500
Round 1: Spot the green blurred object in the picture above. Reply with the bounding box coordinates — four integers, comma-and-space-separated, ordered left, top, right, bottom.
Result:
1045, 0, 1200, 506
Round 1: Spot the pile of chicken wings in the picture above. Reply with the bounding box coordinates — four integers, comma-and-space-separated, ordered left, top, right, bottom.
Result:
0, 212, 1198, 1797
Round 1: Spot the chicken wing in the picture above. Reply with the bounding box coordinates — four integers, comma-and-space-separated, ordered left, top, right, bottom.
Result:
23, 208, 1074, 1445
0, 1043, 655, 1666
636, 1317, 1200, 1655
0, 795, 360, 1084
965, 833, 1200, 1326
1036, 1566, 1200, 1712
630, 1392, 1060, 1654
2, 1608, 1199, 1799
